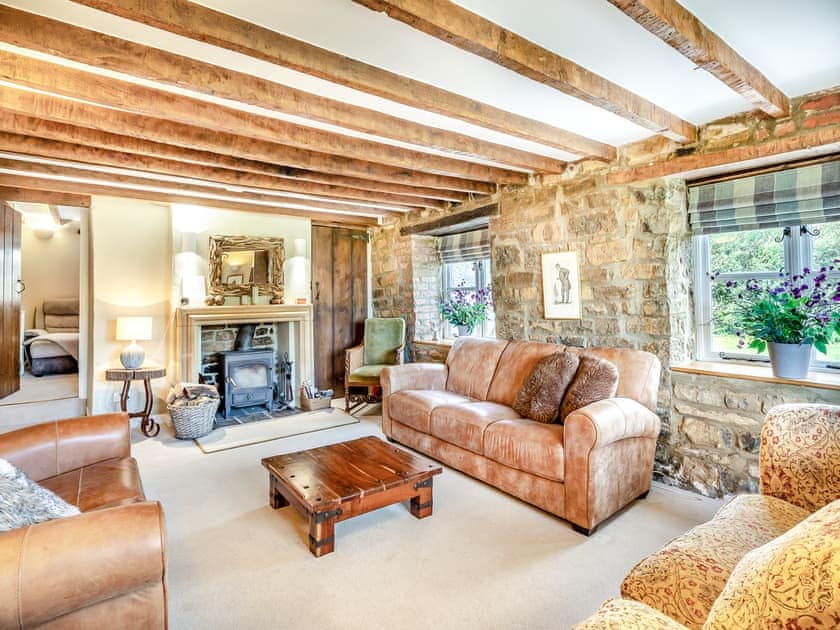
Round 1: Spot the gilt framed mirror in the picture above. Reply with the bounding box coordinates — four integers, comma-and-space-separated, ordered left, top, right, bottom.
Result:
208, 235, 285, 303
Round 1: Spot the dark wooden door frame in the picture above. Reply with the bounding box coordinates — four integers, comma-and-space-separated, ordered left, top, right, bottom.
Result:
0, 201, 21, 399
312, 225, 369, 396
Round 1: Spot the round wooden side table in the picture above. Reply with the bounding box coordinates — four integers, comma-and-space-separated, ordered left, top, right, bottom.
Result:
105, 366, 166, 437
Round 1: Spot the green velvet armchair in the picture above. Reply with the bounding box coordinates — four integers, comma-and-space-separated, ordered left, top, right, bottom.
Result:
345, 317, 406, 413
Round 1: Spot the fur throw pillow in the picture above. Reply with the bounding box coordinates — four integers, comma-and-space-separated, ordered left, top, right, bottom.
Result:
560, 355, 619, 420
0, 458, 80, 531
512, 351, 580, 423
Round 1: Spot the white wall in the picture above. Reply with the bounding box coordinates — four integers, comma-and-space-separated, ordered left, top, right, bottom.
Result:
90, 197, 172, 414
171, 205, 311, 306
20, 222, 80, 328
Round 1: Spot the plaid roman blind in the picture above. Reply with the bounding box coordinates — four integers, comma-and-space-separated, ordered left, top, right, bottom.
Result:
437, 229, 490, 263
687, 160, 840, 234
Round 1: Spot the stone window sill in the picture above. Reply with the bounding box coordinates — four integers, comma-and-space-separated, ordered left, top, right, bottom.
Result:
413, 339, 454, 347
672, 360, 840, 392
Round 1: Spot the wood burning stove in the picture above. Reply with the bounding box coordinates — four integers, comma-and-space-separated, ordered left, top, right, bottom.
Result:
219, 349, 274, 418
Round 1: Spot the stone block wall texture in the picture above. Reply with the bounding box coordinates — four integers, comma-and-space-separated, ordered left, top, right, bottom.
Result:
369, 87, 840, 498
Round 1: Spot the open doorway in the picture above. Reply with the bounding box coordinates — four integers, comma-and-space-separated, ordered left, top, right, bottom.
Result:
0, 202, 88, 427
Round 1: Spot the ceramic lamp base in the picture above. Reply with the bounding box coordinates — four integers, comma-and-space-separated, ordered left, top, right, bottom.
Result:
120, 341, 145, 369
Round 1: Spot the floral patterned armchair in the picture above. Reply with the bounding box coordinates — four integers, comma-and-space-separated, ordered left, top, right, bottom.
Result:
573, 403, 840, 629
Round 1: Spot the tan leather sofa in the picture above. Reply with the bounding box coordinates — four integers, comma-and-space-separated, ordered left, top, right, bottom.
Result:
382, 337, 662, 534
0, 413, 167, 629
573, 403, 840, 629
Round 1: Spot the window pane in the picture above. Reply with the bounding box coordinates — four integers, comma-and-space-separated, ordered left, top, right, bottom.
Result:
710, 278, 776, 356
446, 261, 476, 288
709, 228, 785, 274
811, 221, 840, 271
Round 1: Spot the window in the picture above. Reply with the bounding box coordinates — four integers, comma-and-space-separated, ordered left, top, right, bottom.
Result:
694, 222, 840, 368
441, 258, 496, 338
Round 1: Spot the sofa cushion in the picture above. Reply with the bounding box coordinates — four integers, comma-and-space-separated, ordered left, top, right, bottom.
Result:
705, 498, 840, 630
40, 457, 146, 512
0, 458, 80, 531
363, 317, 405, 366
445, 337, 509, 400
348, 364, 390, 384
572, 599, 687, 630
621, 494, 810, 629
388, 390, 475, 434
512, 351, 579, 423
759, 403, 840, 513
560, 355, 619, 420
430, 402, 522, 454
486, 340, 563, 406
483, 419, 565, 482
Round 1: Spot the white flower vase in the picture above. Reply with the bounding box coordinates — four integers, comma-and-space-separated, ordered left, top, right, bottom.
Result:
456, 325, 473, 337
767, 342, 812, 379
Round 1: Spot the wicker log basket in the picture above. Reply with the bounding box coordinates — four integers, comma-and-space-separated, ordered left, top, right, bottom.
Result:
167, 383, 220, 439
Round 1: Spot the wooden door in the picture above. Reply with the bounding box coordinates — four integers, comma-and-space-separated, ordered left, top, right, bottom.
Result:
312, 225, 368, 396
0, 202, 21, 399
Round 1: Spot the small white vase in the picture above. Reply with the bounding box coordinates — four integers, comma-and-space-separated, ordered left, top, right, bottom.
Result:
767, 342, 812, 379
456, 324, 473, 337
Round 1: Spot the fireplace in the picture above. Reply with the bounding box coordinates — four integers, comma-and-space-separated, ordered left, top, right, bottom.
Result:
174, 305, 314, 411
220, 349, 274, 418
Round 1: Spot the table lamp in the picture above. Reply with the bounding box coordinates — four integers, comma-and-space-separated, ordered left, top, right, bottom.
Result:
115, 316, 152, 369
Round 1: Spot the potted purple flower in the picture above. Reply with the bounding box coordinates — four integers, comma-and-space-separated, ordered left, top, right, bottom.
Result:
713, 262, 840, 378
439, 283, 492, 337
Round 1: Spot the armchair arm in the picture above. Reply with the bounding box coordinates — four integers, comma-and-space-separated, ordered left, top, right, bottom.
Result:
381, 363, 448, 397
572, 599, 687, 629
381, 363, 448, 437
0, 413, 130, 482
759, 403, 840, 513
345, 344, 365, 376
565, 398, 661, 451
0, 501, 167, 629
564, 398, 661, 532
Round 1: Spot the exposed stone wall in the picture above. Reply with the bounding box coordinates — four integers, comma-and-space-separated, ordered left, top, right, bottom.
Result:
369, 86, 840, 498
663, 372, 840, 496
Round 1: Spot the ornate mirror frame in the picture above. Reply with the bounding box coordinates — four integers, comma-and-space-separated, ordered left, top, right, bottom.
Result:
208, 235, 285, 303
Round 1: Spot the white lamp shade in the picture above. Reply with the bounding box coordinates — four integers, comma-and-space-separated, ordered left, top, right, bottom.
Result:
115, 316, 153, 341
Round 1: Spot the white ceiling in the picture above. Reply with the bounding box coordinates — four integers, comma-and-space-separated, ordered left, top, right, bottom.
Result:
4, 0, 840, 160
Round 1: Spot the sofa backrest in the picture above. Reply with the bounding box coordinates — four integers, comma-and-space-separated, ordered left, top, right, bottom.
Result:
568, 346, 661, 412
485, 340, 561, 406
445, 337, 509, 400
478, 339, 661, 411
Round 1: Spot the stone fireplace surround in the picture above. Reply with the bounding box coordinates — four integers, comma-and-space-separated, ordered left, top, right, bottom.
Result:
174, 305, 313, 407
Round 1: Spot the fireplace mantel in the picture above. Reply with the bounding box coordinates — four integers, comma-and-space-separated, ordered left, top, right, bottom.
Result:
174, 305, 314, 388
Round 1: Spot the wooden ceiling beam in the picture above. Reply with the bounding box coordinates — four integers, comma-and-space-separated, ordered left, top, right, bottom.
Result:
0, 159, 402, 216
0, 114, 474, 202
0, 5, 566, 174
354, 0, 696, 143
71, 0, 615, 160
0, 87, 496, 194
0, 133, 446, 210
0, 186, 90, 207
0, 174, 378, 227
0, 52, 526, 185
607, 0, 789, 117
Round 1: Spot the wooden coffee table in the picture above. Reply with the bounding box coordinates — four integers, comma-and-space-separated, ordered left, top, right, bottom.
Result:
261, 436, 442, 557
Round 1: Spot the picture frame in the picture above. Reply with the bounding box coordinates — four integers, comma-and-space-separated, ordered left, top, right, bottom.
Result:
227, 274, 244, 285
541, 251, 581, 319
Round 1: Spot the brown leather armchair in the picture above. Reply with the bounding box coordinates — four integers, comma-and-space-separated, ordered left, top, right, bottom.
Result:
0, 413, 167, 629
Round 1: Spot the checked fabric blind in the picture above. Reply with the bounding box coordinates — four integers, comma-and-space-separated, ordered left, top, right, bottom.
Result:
687, 160, 840, 235
437, 229, 490, 263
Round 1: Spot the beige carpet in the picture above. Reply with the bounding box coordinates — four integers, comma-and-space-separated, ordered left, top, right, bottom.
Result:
135, 407, 723, 630
192, 408, 359, 453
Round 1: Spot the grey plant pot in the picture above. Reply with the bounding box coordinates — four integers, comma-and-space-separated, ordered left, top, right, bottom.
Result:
767, 342, 812, 379
456, 324, 473, 337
